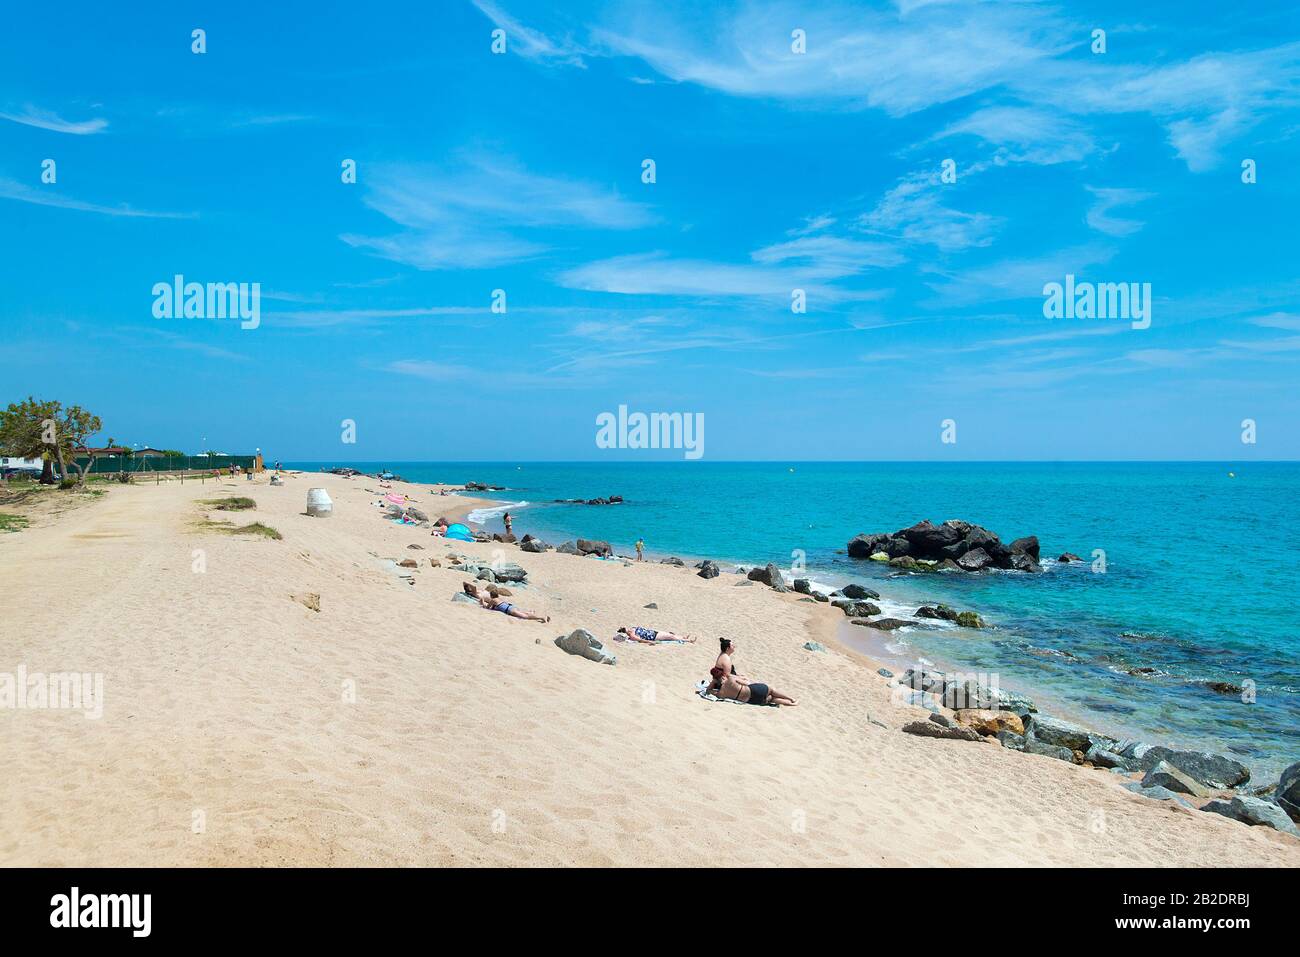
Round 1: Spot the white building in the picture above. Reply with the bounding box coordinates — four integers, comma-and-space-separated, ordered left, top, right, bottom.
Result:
1, 457, 44, 471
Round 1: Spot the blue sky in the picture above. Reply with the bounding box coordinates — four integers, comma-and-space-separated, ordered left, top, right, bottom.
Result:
2, 0, 1298, 460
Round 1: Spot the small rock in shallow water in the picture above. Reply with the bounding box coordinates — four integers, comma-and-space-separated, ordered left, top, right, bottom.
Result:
1276, 762, 1300, 823
840, 583, 880, 600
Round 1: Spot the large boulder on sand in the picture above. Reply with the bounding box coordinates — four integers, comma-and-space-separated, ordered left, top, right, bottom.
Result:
492, 562, 528, 583
1141, 761, 1213, 798
1138, 747, 1250, 790
1025, 714, 1097, 753
954, 709, 1025, 737
1200, 796, 1298, 835
576, 539, 612, 557
697, 560, 720, 579
554, 628, 616, 665
747, 563, 787, 592
901, 720, 981, 742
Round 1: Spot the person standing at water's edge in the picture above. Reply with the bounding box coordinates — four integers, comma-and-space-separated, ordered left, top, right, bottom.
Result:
503, 512, 513, 537
636, 538, 645, 562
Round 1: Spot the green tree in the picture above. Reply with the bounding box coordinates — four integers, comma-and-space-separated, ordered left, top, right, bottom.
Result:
0, 397, 60, 484
0, 398, 105, 486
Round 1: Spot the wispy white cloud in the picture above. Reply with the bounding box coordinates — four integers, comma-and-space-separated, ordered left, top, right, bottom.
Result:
0, 105, 107, 134
924, 243, 1116, 306
750, 234, 904, 274
269, 305, 484, 329
557, 250, 892, 300
860, 171, 1001, 252
936, 105, 1098, 166
589, 0, 1067, 116
344, 155, 656, 270
471, 0, 588, 66
0, 176, 192, 219
1084, 187, 1153, 237
1026, 42, 1300, 171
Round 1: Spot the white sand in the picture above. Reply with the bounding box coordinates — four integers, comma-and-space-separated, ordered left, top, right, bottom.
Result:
1, 472, 1296, 866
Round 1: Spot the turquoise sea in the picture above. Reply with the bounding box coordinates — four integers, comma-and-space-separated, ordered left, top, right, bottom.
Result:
288, 461, 1300, 781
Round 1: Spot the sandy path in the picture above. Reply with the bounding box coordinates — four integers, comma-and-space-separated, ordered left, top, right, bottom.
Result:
1, 473, 1296, 867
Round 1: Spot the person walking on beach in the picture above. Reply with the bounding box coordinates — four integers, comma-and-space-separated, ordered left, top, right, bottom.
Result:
635, 538, 645, 562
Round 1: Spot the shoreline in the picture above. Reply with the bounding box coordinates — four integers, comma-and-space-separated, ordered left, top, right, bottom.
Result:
449, 485, 1246, 782
3, 469, 1295, 865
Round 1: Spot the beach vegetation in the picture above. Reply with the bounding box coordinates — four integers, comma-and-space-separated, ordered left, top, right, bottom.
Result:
197, 515, 282, 540
203, 497, 256, 511
0, 512, 30, 533
230, 521, 281, 539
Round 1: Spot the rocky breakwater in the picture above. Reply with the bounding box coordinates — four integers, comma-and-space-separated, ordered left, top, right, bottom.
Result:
889, 665, 1298, 839
847, 519, 1047, 573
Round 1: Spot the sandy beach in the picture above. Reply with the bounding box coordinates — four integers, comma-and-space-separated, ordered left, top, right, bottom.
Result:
1, 471, 1296, 867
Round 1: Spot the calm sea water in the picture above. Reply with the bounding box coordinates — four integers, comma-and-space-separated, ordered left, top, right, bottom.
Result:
288, 460, 1300, 780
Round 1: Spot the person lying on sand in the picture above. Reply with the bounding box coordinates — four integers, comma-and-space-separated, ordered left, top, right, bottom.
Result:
708, 639, 797, 706
616, 625, 696, 643
707, 668, 798, 707
462, 582, 550, 622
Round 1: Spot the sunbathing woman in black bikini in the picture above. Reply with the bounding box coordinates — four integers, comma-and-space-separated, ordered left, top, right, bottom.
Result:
708, 638, 798, 706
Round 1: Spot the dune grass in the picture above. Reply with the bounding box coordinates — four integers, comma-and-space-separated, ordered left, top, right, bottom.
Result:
0, 512, 31, 533
196, 516, 282, 540
202, 497, 256, 511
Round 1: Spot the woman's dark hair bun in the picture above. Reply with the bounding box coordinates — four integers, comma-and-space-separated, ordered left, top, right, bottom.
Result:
719, 637, 732, 652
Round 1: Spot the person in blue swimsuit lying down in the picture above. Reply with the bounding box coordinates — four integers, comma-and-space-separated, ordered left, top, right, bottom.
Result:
462, 582, 550, 622
616, 625, 697, 643
707, 638, 797, 706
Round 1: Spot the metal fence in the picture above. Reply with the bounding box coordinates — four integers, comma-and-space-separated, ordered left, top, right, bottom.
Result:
74, 455, 261, 475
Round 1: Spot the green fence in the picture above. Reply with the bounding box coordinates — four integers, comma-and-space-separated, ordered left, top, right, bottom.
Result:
74, 455, 260, 475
